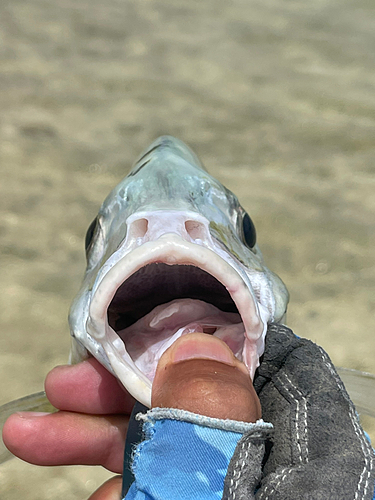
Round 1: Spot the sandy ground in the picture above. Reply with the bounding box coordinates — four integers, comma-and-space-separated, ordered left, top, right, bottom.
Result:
0, 0, 374, 498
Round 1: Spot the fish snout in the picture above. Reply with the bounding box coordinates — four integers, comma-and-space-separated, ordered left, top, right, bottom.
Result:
125, 211, 213, 247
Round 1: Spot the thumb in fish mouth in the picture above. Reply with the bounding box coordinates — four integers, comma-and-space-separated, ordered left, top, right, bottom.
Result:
151, 332, 261, 423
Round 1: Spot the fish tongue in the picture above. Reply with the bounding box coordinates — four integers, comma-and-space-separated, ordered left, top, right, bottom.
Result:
148, 298, 221, 331
124, 322, 206, 381
117, 298, 244, 381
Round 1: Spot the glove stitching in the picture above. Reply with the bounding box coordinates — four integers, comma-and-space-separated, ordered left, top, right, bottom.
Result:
228, 439, 249, 499
319, 348, 374, 500
276, 372, 308, 465
259, 466, 302, 500
257, 373, 309, 499
282, 372, 309, 464
272, 468, 295, 496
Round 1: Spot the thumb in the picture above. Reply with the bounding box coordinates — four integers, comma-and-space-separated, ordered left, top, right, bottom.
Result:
151, 333, 261, 422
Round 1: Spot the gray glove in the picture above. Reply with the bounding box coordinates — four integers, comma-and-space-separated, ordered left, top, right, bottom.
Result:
223, 324, 375, 500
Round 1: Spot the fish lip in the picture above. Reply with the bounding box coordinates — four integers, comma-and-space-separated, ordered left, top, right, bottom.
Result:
86, 233, 268, 407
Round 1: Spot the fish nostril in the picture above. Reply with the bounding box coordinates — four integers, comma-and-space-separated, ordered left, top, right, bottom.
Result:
132, 218, 148, 238
185, 220, 205, 240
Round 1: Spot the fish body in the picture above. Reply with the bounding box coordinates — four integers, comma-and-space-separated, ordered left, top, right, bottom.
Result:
69, 136, 288, 407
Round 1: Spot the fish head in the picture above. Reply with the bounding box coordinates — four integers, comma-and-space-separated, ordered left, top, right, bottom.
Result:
69, 136, 289, 407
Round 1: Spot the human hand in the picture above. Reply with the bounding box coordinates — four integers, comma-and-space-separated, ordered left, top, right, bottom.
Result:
3, 358, 134, 499
3, 334, 260, 500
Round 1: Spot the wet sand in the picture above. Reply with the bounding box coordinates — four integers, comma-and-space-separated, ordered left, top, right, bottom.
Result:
1, 0, 374, 498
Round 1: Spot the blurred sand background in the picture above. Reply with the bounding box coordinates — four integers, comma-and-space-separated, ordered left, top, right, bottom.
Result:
0, 0, 374, 498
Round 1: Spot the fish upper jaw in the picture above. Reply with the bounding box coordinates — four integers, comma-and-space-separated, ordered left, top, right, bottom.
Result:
83, 210, 269, 407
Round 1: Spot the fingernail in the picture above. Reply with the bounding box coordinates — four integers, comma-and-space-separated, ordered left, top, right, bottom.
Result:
16, 412, 51, 419
171, 333, 236, 365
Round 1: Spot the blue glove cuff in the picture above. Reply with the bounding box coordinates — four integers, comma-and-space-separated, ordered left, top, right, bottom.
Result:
124, 408, 272, 500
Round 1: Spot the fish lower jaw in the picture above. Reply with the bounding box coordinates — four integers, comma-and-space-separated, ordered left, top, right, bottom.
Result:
86, 237, 269, 407
87, 299, 269, 409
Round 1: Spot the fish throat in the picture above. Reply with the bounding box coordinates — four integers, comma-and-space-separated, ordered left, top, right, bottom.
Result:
108, 263, 238, 330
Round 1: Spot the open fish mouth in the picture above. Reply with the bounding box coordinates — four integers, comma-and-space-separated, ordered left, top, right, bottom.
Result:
86, 233, 269, 407
109, 267, 245, 381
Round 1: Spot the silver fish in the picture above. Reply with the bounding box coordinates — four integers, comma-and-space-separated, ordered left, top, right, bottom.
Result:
69, 135, 288, 406
1, 136, 374, 463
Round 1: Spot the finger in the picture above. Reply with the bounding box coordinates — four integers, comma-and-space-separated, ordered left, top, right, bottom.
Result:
2, 410, 128, 473
88, 476, 122, 500
45, 358, 135, 414
152, 333, 261, 422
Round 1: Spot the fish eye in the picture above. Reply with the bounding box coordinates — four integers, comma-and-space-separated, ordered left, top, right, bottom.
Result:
242, 212, 256, 249
85, 217, 98, 252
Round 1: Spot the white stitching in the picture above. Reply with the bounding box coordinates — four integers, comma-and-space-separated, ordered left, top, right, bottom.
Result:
302, 398, 308, 458
278, 372, 309, 464
273, 468, 294, 494
258, 467, 301, 500
258, 371, 309, 499
284, 372, 309, 463
318, 348, 374, 499
228, 439, 249, 499
278, 376, 301, 462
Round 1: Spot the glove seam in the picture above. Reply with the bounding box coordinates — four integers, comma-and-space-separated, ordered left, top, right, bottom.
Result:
257, 372, 309, 499
258, 466, 303, 500
280, 372, 309, 465
272, 371, 309, 466
228, 438, 250, 499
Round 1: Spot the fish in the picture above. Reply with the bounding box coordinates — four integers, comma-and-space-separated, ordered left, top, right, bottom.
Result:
1, 135, 374, 464
68, 135, 289, 406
